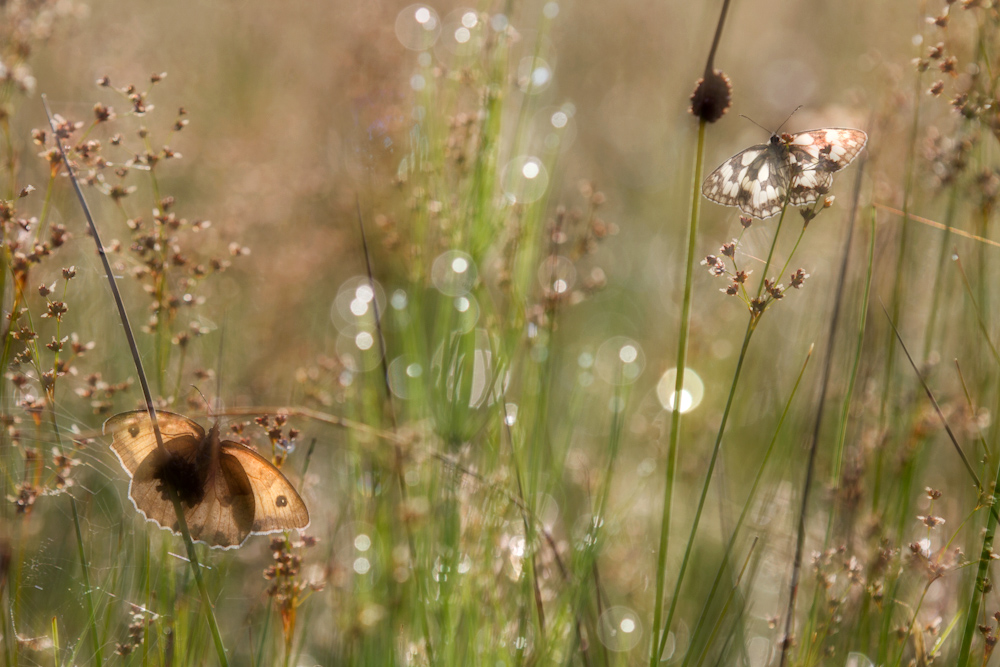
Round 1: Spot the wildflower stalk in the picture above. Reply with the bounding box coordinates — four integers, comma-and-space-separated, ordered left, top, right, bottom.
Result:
650, 117, 705, 667
756, 202, 789, 299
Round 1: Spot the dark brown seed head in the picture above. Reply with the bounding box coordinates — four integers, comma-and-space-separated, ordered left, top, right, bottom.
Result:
689, 69, 732, 123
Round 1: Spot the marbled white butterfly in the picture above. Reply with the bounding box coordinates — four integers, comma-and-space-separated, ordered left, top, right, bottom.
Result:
702, 128, 868, 219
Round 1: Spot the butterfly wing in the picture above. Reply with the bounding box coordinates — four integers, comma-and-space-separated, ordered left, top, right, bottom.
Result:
703, 143, 790, 220
702, 143, 768, 208
220, 441, 310, 535
124, 428, 255, 549
103, 410, 206, 476
704, 128, 867, 220
787, 170, 834, 207
785, 128, 867, 207
786, 128, 868, 174
182, 451, 255, 549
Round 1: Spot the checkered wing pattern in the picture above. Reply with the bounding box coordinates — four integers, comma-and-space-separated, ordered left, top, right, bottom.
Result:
785, 128, 867, 207
702, 128, 868, 220
701, 143, 790, 219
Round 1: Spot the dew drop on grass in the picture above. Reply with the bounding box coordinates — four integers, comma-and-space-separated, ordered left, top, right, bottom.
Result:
501, 156, 548, 203
332, 276, 385, 330
595, 336, 645, 385
438, 9, 484, 60
596, 607, 642, 651
656, 368, 705, 414
388, 356, 421, 399
431, 250, 477, 296
355, 331, 374, 351
349, 298, 369, 317
452, 295, 479, 331
503, 403, 518, 425
395, 4, 441, 50
517, 57, 552, 93
457, 553, 472, 574
538, 255, 576, 294
337, 327, 383, 371
845, 653, 874, 667
353, 557, 371, 575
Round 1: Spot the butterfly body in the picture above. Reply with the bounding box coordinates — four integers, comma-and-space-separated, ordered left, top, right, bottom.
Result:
702, 128, 868, 219
104, 410, 309, 549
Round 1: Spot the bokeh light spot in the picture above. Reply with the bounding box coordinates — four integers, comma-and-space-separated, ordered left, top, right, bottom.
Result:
432, 250, 478, 296
656, 368, 705, 414
597, 607, 642, 651
501, 156, 548, 203
395, 4, 441, 50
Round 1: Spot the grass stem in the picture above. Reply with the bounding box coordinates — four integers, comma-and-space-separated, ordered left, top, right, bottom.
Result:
650, 117, 706, 667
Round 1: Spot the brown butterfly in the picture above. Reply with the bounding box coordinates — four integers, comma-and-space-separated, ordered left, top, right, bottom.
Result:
104, 410, 310, 549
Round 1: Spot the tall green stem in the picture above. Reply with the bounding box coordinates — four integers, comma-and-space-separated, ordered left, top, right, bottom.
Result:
650, 119, 705, 667
657, 316, 757, 661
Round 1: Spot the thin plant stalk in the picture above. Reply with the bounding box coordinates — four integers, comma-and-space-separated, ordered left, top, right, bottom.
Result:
954, 254, 1000, 365
831, 205, 877, 486
657, 198, 791, 661
778, 158, 867, 667
43, 96, 230, 667
693, 537, 759, 667
922, 185, 959, 363
650, 117, 706, 667
70, 497, 102, 666
356, 200, 436, 663
680, 344, 813, 667
656, 315, 756, 661
957, 459, 1000, 667
756, 202, 791, 299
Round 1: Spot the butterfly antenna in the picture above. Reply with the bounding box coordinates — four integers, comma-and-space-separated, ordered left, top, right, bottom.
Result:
214, 312, 227, 419
739, 114, 774, 136
775, 105, 804, 134
41, 96, 167, 454
191, 385, 212, 418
